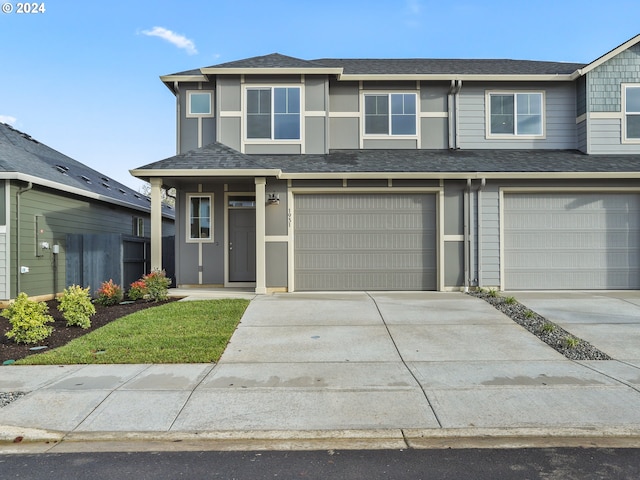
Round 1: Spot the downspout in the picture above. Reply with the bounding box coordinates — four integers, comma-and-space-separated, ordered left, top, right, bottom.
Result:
464, 179, 471, 292
477, 178, 486, 288
448, 80, 463, 149
16, 181, 33, 295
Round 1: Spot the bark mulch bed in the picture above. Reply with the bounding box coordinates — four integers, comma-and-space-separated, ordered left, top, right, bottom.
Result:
1, 298, 180, 364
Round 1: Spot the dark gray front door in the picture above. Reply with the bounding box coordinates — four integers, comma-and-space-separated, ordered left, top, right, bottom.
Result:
229, 208, 256, 282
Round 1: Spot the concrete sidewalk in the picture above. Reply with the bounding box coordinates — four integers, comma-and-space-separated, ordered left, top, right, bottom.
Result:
1, 291, 640, 453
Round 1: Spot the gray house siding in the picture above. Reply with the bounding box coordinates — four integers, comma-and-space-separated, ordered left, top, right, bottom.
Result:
588, 43, 640, 113
9, 183, 170, 299
457, 82, 577, 150
177, 82, 216, 153
478, 185, 500, 288
577, 119, 587, 152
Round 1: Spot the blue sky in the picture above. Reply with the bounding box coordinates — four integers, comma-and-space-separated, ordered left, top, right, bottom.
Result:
1, 0, 639, 190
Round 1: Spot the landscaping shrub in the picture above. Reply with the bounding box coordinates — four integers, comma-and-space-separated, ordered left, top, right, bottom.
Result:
58, 285, 96, 329
2, 292, 54, 344
143, 270, 171, 302
127, 279, 146, 301
95, 279, 124, 306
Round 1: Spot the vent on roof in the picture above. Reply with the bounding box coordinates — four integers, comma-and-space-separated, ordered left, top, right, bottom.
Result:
118, 188, 127, 195
102, 182, 111, 190
134, 194, 141, 199
101, 176, 110, 182
55, 165, 69, 174
80, 175, 92, 184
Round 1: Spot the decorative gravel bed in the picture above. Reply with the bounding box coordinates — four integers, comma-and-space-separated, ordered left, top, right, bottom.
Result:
468, 291, 612, 361
0, 391, 26, 409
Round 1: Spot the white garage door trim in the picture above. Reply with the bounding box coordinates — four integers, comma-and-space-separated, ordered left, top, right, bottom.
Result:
500, 187, 640, 290
290, 188, 442, 291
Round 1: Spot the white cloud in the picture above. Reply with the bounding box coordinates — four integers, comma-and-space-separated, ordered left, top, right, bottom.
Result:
0, 115, 17, 125
141, 26, 198, 55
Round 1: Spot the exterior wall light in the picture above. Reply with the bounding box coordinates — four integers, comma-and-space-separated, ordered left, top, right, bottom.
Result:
267, 193, 280, 206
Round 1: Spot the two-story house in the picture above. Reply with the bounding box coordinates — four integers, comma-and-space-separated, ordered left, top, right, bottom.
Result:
132, 34, 640, 293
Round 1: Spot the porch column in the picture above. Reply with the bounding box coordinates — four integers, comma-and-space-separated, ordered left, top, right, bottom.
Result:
255, 177, 267, 294
150, 177, 163, 272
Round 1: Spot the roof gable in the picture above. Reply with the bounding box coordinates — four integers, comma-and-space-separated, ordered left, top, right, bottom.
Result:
576, 33, 640, 77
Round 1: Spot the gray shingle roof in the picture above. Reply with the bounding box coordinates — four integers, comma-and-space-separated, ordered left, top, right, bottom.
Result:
313, 58, 585, 76
133, 142, 640, 175
0, 123, 173, 216
166, 53, 585, 77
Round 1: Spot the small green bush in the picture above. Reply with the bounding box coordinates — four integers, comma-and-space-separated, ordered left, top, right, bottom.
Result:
504, 296, 516, 305
488, 288, 499, 298
95, 279, 123, 306
58, 285, 96, 329
2, 292, 54, 344
565, 336, 580, 348
541, 322, 556, 333
525, 310, 535, 319
143, 270, 171, 302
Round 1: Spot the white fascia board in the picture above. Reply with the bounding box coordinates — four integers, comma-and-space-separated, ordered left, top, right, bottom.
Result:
160, 74, 209, 83
0, 172, 172, 218
337, 73, 576, 82
574, 34, 640, 78
279, 171, 640, 180
200, 67, 343, 76
130, 168, 282, 178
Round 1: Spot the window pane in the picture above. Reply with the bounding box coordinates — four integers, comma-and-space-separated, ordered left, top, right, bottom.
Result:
288, 88, 300, 113
274, 88, 287, 113
391, 94, 404, 114
516, 93, 541, 115
627, 87, 640, 113
392, 115, 416, 135
190, 93, 211, 115
247, 114, 271, 138
517, 115, 542, 135
365, 95, 389, 134
274, 113, 300, 139
247, 90, 260, 114
490, 95, 514, 134
190, 197, 211, 240
365, 115, 388, 134
627, 115, 640, 139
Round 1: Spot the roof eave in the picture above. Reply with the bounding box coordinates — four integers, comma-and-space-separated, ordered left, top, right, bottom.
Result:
279, 171, 640, 180
130, 168, 282, 179
200, 67, 344, 75
0, 172, 174, 219
338, 73, 577, 82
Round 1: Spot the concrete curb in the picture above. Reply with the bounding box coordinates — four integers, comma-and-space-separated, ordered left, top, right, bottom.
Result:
4, 427, 640, 453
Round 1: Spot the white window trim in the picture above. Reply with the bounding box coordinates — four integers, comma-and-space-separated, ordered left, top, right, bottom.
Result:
243, 85, 303, 143
622, 83, 640, 144
186, 90, 214, 118
485, 90, 546, 140
186, 193, 214, 243
361, 91, 419, 138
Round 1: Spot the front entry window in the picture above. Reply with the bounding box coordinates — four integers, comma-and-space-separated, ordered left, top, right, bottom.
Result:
187, 194, 212, 241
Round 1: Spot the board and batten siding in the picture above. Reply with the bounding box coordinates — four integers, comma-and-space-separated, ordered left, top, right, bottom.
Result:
457, 82, 577, 149
9, 184, 160, 299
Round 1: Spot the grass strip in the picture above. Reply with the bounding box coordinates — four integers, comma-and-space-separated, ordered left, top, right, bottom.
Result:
16, 299, 249, 365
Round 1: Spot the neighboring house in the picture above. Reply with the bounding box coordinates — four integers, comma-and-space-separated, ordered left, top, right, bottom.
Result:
0, 123, 175, 302
132, 34, 640, 293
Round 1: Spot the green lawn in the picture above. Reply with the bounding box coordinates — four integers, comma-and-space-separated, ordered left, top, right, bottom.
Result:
16, 299, 249, 365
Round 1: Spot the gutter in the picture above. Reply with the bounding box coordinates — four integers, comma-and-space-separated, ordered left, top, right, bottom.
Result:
16, 181, 33, 295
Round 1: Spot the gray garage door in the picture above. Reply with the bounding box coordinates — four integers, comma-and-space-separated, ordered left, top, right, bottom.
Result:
504, 193, 640, 290
294, 193, 437, 290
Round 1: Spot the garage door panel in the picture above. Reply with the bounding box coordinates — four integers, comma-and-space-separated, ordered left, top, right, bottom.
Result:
505, 193, 640, 290
294, 194, 436, 291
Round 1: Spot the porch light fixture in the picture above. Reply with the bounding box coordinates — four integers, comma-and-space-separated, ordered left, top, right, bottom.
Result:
267, 193, 280, 206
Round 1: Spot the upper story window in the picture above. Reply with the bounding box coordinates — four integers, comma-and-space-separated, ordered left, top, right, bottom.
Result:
187, 91, 214, 117
364, 93, 417, 136
624, 84, 640, 143
246, 87, 301, 140
187, 194, 212, 242
487, 91, 544, 138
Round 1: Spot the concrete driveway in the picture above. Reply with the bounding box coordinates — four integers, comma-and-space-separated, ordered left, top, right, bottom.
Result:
3, 290, 640, 450
512, 291, 640, 362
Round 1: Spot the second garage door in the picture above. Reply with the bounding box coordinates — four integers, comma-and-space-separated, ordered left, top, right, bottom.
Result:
294, 193, 437, 291
504, 192, 640, 289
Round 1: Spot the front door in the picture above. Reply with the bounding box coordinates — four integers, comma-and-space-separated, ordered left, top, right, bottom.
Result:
228, 208, 256, 282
